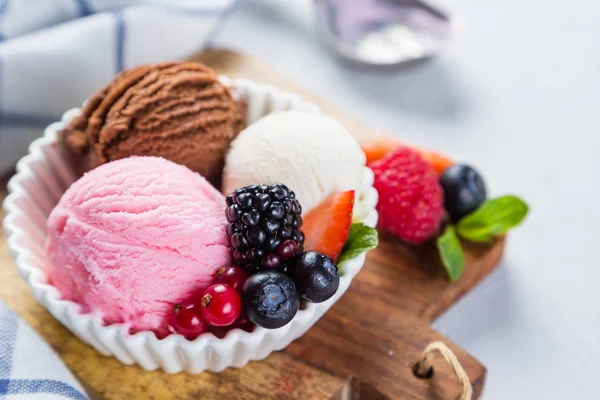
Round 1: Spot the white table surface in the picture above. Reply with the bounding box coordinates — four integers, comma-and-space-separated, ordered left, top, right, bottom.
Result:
215, 1, 598, 398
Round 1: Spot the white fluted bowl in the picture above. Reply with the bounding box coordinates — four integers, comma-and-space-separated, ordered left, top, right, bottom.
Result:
2, 77, 379, 374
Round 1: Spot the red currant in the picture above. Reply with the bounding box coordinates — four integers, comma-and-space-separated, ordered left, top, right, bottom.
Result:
214, 266, 249, 294
168, 302, 208, 339
277, 239, 298, 261
200, 284, 241, 326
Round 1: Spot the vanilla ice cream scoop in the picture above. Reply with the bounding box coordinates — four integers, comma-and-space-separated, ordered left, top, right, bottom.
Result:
222, 111, 366, 213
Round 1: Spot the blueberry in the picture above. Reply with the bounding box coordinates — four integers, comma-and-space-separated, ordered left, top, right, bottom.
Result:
439, 164, 487, 221
242, 271, 299, 329
289, 251, 339, 303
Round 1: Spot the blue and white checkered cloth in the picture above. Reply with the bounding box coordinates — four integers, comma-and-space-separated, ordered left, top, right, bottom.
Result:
1, 1, 234, 398
0, 301, 87, 399
0, 0, 236, 173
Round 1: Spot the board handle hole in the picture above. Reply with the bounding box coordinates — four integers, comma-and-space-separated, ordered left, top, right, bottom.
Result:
412, 362, 434, 379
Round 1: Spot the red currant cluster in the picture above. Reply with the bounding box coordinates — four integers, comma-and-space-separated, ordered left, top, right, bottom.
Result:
167, 266, 250, 339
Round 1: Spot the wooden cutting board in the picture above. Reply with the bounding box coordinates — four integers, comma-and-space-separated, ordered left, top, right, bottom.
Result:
0, 49, 504, 400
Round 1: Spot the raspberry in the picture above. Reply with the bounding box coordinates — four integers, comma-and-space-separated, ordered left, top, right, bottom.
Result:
370, 146, 444, 244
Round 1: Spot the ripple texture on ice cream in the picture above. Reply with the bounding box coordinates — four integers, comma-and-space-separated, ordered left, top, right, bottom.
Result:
44, 156, 231, 337
222, 111, 366, 212
60, 62, 244, 186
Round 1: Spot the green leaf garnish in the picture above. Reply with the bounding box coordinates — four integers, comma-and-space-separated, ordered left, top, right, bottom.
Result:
338, 223, 379, 266
457, 195, 529, 243
436, 225, 465, 282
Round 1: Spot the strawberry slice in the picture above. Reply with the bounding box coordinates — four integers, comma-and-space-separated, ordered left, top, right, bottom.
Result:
302, 190, 355, 262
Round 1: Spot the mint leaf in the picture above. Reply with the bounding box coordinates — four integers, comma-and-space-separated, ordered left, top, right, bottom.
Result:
338, 223, 379, 266
437, 225, 465, 282
457, 195, 529, 243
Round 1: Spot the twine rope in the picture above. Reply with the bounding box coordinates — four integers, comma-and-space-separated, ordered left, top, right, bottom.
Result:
415, 341, 473, 400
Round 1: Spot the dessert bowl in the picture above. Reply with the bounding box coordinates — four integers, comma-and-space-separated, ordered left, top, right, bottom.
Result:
2, 77, 378, 374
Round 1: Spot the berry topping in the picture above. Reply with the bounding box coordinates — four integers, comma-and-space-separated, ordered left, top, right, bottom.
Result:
370, 146, 444, 244
289, 251, 339, 303
215, 266, 250, 294
276, 240, 298, 261
266, 236, 281, 251
280, 224, 293, 239
439, 164, 487, 221
263, 218, 280, 235
168, 302, 208, 339
241, 271, 299, 329
226, 184, 304, 271
246, 228, 266, 247
302, 191, 354, 261
200, 284, 242, 327
261, 253, 282, 270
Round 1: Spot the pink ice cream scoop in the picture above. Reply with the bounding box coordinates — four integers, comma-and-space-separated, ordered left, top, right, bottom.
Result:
45, 156, 231, 337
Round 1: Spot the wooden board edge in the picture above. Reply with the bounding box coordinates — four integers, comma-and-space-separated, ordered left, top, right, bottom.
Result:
422, 237, 505, 322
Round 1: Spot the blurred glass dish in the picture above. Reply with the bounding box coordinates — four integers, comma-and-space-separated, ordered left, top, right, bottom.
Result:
314, 0, 454, 65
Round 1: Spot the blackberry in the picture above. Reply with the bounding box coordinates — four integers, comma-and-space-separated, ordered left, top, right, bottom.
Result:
226, 183, 303, 272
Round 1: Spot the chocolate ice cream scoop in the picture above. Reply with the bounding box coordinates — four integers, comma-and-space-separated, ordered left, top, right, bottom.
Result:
61, 61, 244, 186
